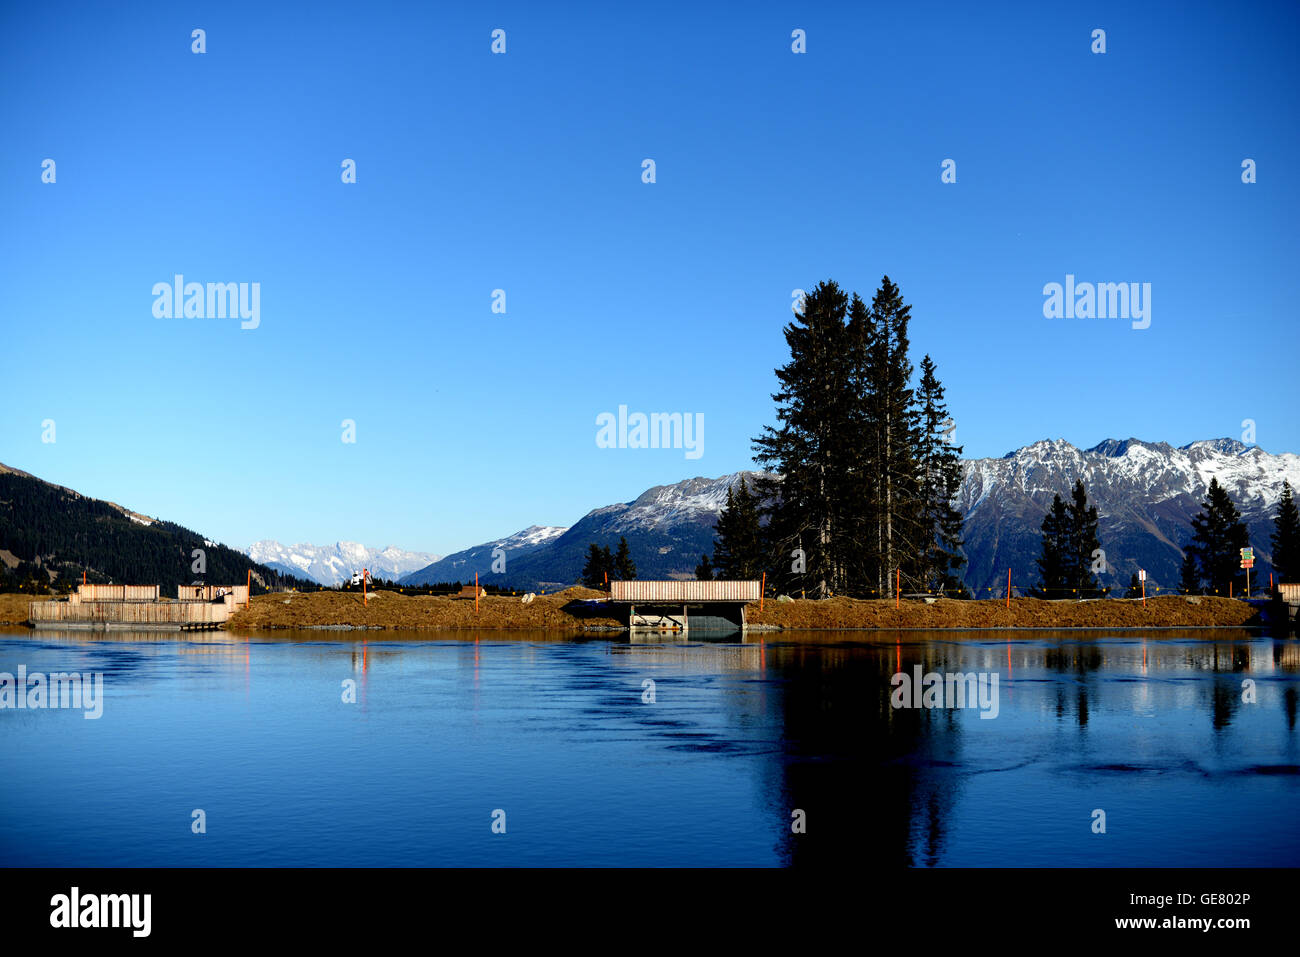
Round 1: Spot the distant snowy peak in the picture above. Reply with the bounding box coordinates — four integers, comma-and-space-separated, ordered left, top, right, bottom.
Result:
608, 470, 774, 532
965, 438, 1300, 513
1181, 437, 1251, 456
494, 526, 568, 549
397, 524, 570, 585
244, 540, 441, 586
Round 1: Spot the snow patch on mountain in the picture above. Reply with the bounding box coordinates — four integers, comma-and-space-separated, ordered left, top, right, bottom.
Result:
600, 471, 772, 533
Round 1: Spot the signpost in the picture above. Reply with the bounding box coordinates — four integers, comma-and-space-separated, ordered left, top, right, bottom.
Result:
1240, 547, 1253, 599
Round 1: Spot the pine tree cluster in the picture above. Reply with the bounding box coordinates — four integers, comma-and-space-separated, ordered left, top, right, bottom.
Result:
701, 276, 966, 598
1033, 480, 1104, 598
581, 536, 636, 588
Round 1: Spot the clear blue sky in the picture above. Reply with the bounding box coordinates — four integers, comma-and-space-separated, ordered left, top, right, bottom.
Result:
2, 1, 1297, 556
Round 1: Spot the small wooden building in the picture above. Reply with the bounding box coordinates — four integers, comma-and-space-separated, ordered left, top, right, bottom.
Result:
30, 583, 248, 631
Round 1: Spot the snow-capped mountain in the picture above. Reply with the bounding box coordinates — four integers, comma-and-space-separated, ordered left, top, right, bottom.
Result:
401, 441, 1299, 593
401, 473, 770, 589
582, 473, 767, 533
401, 525, 568, 586
957, 437, 1300, 593
245, 541, 441, 586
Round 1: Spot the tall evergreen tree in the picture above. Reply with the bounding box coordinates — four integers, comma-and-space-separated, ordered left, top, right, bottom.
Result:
613, 537, 636, 580
1034, 494, 1070, 596
694, 554, 715, 581
1271, 479, 1300, 584
912, 355, 965, 594
1124, 572, 1143, 599
1178, 551, 1202, 595
1186, 477, 1249, 595
1065, 480, 1103, 598
752, 281, 853, 597
713, 479, 763, 580
863, 277, 921, 597
581, 543, 613, 588
713, 485, 738, 576
753, 275, 946, 600
834, 292, 882, 594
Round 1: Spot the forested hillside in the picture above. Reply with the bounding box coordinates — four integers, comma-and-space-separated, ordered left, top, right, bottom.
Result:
0, 464, 308, 593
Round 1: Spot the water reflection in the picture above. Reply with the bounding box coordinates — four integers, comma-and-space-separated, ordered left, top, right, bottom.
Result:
0, 627, 1296, 867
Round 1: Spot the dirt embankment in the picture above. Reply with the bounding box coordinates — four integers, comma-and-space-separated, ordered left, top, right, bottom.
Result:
743, 594, 1259, 630
0, 593, 50, 625
225, 587, 623, 631
223, 590, 1260, 632
0, 590, 1261, 632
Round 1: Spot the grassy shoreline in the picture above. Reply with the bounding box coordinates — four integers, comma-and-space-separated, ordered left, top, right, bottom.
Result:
0, 589, 1263, 632
227, 589, 1258, 632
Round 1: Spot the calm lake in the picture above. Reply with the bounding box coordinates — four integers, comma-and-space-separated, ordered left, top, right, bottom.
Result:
1, 627, 1297, 867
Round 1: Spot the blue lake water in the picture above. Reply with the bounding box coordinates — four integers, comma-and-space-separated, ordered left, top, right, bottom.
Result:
1, 627, 1297, 867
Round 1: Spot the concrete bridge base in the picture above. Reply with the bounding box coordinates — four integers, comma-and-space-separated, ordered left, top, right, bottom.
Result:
623, 602, 748, 635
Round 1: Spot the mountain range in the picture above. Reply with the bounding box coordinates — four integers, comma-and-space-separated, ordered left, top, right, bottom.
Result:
6, 437, 1297, 596
244, 540, 441, 586
957, 437, 1298, 594
398, 438, 1300, 594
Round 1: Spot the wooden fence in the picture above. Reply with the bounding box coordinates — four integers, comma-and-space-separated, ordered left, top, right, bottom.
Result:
30, 600, 230, 626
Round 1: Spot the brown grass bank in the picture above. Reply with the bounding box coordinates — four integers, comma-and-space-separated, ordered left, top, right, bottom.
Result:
743, 594, 1259, 630
220, 589, 1260, 633
0, 593, 51, 625
0, 590, 1259, 632
225, 587, 622, 632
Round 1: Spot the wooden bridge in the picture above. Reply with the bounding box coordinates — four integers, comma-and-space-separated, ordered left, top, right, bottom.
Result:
607, 580, 762, 634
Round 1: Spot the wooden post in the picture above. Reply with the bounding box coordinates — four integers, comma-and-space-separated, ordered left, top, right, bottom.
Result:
760, 572, 765, 612
896, 568, 900, 609
363, 568, 368, 607
1229, 581, 1232, 599
475, 572, 479, 615
1141, 577, 1146, 608
1006, 568, 1011, 610
246, 569, 251, 608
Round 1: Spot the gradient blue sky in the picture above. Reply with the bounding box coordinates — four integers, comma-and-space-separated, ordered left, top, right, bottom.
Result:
2, 1, 1297, 556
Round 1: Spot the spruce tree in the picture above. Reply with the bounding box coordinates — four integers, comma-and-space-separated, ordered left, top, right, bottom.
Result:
694, 554, 715, 581
836, 292, 882, 594
1178, 551, 1201, 595
1124, 573, 1143, 599
753, 275, 945, 600
1271, 479, 1300, 583
1186, 477, 1249, 595
580, 544, 608, 588
613, 537, 636, 580
863, 276, 921, 597
712, 485, 739, 577
713, 479, 763, 580
1035, 494, 1069, 596
913, 355, 965, 594
1065, 480, 1103, 598
752, 282, 853, 597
